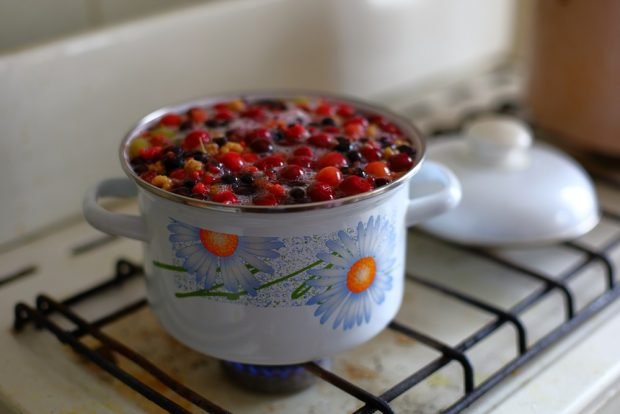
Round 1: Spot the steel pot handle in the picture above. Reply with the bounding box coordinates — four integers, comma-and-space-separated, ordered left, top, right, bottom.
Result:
405, 160, 462, 226
83, 178, 148, 241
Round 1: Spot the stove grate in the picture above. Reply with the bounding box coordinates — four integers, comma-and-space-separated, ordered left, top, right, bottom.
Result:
12, 207, 620, 413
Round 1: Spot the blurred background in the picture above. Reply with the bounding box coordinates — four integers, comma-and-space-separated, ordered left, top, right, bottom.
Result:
1, 0, 617, 248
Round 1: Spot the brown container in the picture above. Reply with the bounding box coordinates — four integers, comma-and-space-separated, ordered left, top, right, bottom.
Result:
525, 0, 620, 156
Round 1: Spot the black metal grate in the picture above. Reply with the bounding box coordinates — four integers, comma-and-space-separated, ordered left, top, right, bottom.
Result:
12, 207, 620, 414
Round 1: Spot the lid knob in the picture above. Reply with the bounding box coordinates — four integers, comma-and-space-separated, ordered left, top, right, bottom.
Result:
464, 116, 532, 168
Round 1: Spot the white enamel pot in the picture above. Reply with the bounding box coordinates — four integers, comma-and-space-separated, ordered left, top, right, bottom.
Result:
83, 92, 461, 365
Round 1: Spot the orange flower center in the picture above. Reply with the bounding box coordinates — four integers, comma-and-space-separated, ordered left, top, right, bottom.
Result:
199, 229, 238, 257
346, 257, 376, 293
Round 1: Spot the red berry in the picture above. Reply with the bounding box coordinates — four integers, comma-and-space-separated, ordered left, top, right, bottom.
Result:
246, 128, 271, 142
249, 138, 273, 153
148, 134, 170, 147
315, 166, 343, 187
212, 190, 238, 204
287, 156, 313, 168
241, 165, 259, 174
202, 174, 216, 185
188, 108, 206, 123
160, 113, 183, 126
280, 165, 305, 180
192, 182, 208, 195
293, 146, 313, 157
182, 130, 210, 151
242, 106, 266, 119
388, 153, 414, 172
308, 182, 334, 202
253, 193, 279, 206
344, 116, 369, 128
323, 126, 340, 134
340, 176, 373, 196
315, 102, 333, 116
382, 123, 402, 134
360, 145, 382, 162
170, 168, 186, 180
365, 161, 391, 178
307, 133, 332, 148
215, 109, 234, 121
285, 124, 307, 142
316, 151, 348, 170
207, 164, 221, 175
140, 171, 157, 183
336, 104, 355, 117
220, 152, 245, 172
266, 183, 286, 198
189, 170, 204, 181
344, 123, 365, 139
138, 146, 162, 159
255, 155, 285, 171
241, 152, 259, 163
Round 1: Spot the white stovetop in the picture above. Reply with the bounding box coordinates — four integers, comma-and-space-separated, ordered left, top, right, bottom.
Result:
1, 71, 620, 413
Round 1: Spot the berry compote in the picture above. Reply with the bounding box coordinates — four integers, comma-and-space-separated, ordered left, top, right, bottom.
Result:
127, 97, 418, 206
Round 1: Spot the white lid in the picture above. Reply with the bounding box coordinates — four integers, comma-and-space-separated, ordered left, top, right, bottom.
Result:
418, 116, 600, 246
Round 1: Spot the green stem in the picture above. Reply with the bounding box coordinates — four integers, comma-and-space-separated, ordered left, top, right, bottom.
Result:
171, 259, 324, 299
153, 261, 186, 272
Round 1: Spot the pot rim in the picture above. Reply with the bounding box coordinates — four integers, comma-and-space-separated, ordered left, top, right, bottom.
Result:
119, 89, 425, 213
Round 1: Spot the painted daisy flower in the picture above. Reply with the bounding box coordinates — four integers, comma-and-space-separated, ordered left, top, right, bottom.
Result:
306, 216, 395, 330
167, 220, 284, 296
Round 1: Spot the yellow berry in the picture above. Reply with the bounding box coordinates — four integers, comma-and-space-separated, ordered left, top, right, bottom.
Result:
205, 143, 219, 156
128, 138, 150, 158
367, 125, 380, 138
228, 99, 246, 112
147, 161, 164, 174
294, 96, 310, 106
184, 158, 203, 173
383, 147, 396, 159
152, 175, 172, 190
220, 142, 243, 154
149, 127, 176, 139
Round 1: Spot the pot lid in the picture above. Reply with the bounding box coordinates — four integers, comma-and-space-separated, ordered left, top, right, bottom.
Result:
418, 116, 600, 246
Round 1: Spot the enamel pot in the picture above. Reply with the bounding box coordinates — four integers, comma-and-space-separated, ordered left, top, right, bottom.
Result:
83, 92, 461, 365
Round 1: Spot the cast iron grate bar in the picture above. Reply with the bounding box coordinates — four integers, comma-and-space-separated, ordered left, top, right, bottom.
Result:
35, 294, 231, 414
0, 265, 37, 288
407, 274, 528, 354
354, 229, 620, 413
388, 321, 475, 393
13, 303, 194, 414
562, 241, 616, 289
70, 299, 148, 338
303, 362, 394, 414
462, 247, 576, 319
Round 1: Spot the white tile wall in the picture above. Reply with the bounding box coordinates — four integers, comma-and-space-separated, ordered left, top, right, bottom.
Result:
0, 0, 211, 53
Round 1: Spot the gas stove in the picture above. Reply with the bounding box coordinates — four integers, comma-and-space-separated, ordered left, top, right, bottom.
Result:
2, 68, 620, 413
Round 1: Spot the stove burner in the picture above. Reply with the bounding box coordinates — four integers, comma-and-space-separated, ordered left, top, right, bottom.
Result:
221, 359, 330, 393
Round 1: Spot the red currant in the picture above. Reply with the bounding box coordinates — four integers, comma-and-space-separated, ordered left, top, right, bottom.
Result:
287, 156, 312, 168
307, 133, 332, 148
315, 166, 343, 187
285, 124, 307, 142
316, 151, 348, 169
192, 182, 208, 195
340, 176, 372, 196
280, 165, 305, 180
307, 182, 334, 202
182, 130, 210, 151
388, 153, 414, 172
220, 152, 245, 172
253, 193, 279, 206
336, 104, 355, 117
211, 190, 238, 204
255, 155, 285, 171
293, 146, 313, 157
188, 108, 206, 123
360, 145, 382, 162
365, 161, 391, 178
160, 113, 183, 126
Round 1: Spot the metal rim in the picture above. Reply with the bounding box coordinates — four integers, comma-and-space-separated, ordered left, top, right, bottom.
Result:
119, 90, 426, 213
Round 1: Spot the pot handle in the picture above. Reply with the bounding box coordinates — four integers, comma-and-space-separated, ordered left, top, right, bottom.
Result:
405, 160, 461, 226
83, 178, 148, 241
